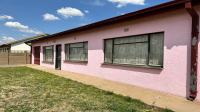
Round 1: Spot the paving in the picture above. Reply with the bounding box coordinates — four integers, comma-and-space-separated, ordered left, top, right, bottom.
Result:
26, 64, 200, 112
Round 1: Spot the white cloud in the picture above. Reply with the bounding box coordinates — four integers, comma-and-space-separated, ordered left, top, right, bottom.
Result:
5, 21, 28, 29
0, 15, 14, 20
43, 13, 60, 21
4, 21, 43, 35
0, 36, 16, 44
108, 0, 145, 8
57, 7, 84, 18
120, 13, 125, 15
84, 10, 89, 14
92, 0, 105, 6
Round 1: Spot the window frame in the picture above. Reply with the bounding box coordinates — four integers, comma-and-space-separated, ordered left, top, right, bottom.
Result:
64, 41, 88, 63
43, 45, 54, 64
103, 32, 164, 69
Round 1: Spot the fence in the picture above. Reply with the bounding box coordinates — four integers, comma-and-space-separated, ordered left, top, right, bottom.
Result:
0, 52, 31, 65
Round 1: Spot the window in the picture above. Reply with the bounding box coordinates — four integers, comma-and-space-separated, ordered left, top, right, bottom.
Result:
104, 32, 164, 67
65, 42, 88, 62
43, 45, 54, 63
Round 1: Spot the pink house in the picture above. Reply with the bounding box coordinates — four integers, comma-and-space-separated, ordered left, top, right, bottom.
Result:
29, 0, 200, 101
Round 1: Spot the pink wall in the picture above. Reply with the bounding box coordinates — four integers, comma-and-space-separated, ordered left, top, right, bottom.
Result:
32, 43, 56, 69
196, 6, 200, 101
198, 29, 200, 101
32, 8, 198, 100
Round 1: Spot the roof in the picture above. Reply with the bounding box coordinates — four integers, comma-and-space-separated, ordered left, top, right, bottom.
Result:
28, 0, 200, 43
0, 34, 48, 47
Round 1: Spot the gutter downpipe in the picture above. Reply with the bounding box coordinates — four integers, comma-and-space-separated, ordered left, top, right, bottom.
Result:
185, 1, 199, 101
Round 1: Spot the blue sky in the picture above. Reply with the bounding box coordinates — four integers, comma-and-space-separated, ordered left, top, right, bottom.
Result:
0, 0, 170, 44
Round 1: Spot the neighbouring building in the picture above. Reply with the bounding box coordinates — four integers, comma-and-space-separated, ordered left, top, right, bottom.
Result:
29, 0, 200, 101
0, 34, 48, 53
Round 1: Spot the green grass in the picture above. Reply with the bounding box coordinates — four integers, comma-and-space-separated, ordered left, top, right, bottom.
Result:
0, 67, 173, 112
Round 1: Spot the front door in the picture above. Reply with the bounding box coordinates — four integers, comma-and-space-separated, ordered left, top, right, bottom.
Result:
34, 46, 40, 65
55, 45, 62, 70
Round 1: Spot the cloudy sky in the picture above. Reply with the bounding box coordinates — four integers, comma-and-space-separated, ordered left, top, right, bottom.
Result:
0, 0, 170, 44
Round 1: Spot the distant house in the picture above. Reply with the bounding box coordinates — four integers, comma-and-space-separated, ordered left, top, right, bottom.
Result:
29, 0, 200, 101
0, 34, 48, 53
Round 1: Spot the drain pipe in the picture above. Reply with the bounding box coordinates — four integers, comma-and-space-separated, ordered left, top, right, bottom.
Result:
185, 1, 199, 101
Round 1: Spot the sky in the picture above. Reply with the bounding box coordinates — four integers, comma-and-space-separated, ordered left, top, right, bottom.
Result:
0, 0, 171, 44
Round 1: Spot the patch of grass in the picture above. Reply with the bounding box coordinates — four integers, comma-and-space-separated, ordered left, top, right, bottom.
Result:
0, 67, 174, 112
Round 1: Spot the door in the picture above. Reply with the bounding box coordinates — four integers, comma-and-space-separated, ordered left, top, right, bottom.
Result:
55, 45, 62, 70
34, 46, 40, 65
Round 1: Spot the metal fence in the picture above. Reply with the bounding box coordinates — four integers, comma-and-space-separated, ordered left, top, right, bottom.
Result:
0, 52, 31, 65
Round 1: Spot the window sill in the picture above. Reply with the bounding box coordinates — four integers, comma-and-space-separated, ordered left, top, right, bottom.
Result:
64, 60, 88, 64
102, 63, 163, 70
42, 61, 54, 65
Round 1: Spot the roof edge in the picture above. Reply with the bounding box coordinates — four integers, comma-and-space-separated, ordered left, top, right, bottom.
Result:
0, 34, 48, 47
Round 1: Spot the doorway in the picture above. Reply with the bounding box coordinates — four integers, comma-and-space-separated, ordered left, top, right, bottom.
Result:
34, 46, 40, 65
55, 45, 62, 70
